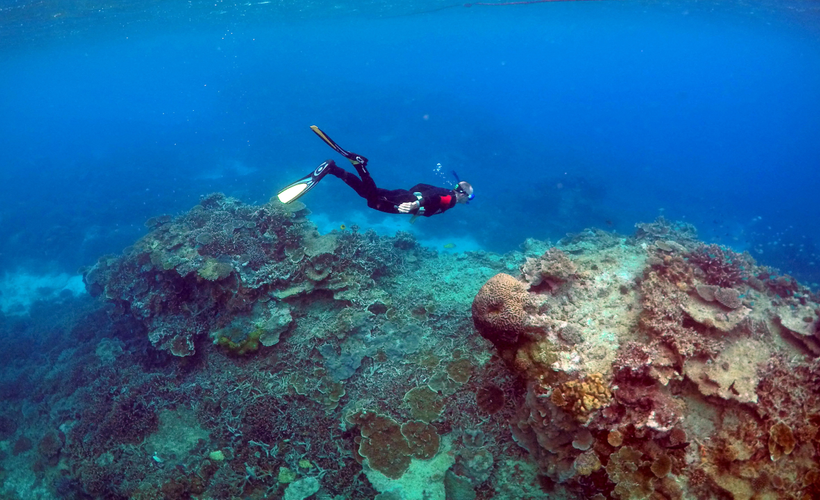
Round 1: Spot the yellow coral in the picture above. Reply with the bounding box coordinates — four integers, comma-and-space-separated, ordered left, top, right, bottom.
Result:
551, 373, 612, 422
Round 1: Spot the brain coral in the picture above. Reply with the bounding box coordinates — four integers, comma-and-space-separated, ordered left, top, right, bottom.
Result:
471, 273, 531, 348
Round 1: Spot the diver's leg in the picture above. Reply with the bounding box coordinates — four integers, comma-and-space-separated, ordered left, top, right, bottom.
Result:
328, 160, 394, 212
327, 160, 373, 200
352, 163, 378, 198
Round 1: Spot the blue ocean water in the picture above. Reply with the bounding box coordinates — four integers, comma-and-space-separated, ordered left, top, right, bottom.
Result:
1, 0, 819, 284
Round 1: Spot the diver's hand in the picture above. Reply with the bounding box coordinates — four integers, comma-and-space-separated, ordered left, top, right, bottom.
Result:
397, 201, 420, 214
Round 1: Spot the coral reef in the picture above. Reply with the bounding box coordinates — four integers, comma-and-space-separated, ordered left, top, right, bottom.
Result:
4, 197, 820, 500
83, 194, 411, 357
521, 248, 578, 292
470, 222, 820, 499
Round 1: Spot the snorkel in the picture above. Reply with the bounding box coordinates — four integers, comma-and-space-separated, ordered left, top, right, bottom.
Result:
452, 170, 474, 203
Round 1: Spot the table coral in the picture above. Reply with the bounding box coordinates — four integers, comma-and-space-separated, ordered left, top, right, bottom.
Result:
458, 447, 494, 483
475, 384, 505, 415
649, 453, 672, 479
400, 421, 440, 460
445, 358, 473, 384
776, 305, 820, 355
289, 368, 346, 411
681, 295, 751, 332
197, 258, 233, 281
346, 411, 412, 480
37, 430, 64, 464
682, 338, 770, 404
403, 386, 444, 423
714, 287, 742, 309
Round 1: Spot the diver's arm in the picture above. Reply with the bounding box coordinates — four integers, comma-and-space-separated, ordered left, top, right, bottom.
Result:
398, 190, 449, 214
397, 200, 420, 213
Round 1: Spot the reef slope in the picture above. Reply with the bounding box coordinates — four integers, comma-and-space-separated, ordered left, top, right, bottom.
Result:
1, 196, 818, 500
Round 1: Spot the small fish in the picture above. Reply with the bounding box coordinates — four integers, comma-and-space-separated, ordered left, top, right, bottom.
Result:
443, 243, 456, 249
340, 224, 346, 230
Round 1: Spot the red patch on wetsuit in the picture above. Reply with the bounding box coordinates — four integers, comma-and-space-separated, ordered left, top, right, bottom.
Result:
440, 195, 452, 206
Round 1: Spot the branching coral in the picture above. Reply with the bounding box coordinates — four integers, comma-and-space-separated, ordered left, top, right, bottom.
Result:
0, 413, 17, 440
98, 395, 159, 446
611, 348, 685, 433
638, 269, 722, 358
572, 449, 602, 476
634, 216, 698, 243
755, 354, 820, 432
756, 266, 801, 298
687, 244, 752, 287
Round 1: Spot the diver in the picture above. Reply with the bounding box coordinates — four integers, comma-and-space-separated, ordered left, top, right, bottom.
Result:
277, 126, 474, 221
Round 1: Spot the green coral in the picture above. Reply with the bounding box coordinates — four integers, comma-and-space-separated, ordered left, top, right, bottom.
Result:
211, 303, 291, 355
215, 327, 263, 355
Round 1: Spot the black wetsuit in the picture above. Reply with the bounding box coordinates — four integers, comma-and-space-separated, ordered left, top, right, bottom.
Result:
326, 160, 457, 217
